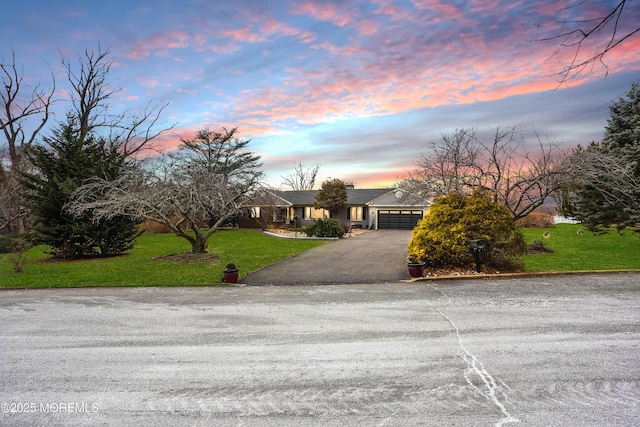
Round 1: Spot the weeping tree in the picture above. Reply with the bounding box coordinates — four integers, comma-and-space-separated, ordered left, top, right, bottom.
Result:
558, 80, 640, 232
67, 127, 264, 254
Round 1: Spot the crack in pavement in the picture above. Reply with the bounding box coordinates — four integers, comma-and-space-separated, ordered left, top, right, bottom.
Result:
426, 284, 520, 427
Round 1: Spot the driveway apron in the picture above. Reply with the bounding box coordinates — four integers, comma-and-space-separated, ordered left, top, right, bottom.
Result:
240, 230, 413, 285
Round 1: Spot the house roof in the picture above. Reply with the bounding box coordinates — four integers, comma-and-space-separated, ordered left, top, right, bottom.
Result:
367, 189, 432, 207
271, 190, 316, 205
271, 188, 395, 206
347, 188, 395, 205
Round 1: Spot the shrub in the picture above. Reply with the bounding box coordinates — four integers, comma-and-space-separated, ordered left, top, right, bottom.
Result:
408, 190, 526, 269
408, 192, 469, 266
516, 212, 556, 228
527, 238, 553, 253
6, 238, 32, 273
0, 236, 12, 254
304, 218, 345, 238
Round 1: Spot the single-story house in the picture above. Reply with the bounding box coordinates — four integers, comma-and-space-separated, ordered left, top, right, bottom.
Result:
242, 186, 430, 230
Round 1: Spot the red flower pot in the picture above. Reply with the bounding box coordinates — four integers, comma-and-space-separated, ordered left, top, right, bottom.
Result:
222, 269, 239, 283
407, 263, 425, 278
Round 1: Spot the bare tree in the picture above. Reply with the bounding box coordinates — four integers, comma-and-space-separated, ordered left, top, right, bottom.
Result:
399, 127, 569, 220
61, 46, 173, 156
67, 127, 264, 254
281, 161, 319, 190
0, 50, 55, 231
400, 129, 480, 197
538, 0, 640, 84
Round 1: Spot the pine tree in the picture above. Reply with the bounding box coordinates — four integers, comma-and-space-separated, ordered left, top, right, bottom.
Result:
22, 115, 139, 258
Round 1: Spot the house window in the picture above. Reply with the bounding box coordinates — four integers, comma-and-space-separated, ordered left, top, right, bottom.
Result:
304, 207, 329, 219
250, 207, 261, 218
349, 206, 363, 221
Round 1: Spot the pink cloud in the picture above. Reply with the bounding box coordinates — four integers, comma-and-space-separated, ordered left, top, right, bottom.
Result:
135, 76, 172, 89
128, 30, 190, 59
223, 18, 640, 134
347, 169, 410, 188
289, 1, 354, 27
357, 19, 378, 35
261, 18, 300, 37
220, 27, 263, 43
129, 0, 639, 145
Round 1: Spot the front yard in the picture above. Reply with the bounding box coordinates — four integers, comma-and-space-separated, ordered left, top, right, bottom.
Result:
0, 229, 327, 288
1, 224, 638, 288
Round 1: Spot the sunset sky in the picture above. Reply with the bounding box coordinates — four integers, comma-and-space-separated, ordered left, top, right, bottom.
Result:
3, 0, 639, 188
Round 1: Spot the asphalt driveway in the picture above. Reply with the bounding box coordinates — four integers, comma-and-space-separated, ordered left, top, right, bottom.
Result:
241, 230, 414, 285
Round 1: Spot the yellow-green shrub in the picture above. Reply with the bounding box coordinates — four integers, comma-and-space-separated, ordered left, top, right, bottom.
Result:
408, 190, 526, 268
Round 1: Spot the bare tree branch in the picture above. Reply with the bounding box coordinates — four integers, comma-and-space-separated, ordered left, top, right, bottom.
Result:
281, 161, 320, 190
398, 126, 570, 220
1, 49, 56, 170
0, 50, 55, 232
61, 45, 175, 156
538, 0, 640, 85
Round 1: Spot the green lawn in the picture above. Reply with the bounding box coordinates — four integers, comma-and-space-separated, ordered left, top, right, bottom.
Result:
2, 224, 638, 288
0, 229, 327, 288
522, 223, 640, 272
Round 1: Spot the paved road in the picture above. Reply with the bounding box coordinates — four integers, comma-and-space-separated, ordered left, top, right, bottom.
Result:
1, 273, 639, 426
241, 230, 414, 285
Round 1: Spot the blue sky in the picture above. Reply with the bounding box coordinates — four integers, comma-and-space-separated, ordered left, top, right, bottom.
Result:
2, 0, 639, 188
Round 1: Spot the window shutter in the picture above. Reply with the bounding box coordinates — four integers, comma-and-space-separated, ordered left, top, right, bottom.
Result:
347, 207, 351, 220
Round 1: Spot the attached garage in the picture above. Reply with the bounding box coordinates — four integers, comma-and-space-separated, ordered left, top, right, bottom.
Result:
377, 210, 423, 230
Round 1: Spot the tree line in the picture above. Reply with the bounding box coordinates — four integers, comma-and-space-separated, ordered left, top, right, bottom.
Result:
397, 82, 639, 236
1, 47, 263, 257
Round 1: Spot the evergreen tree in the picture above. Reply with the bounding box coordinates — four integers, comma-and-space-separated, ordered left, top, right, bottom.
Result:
569, 80, 640, 232
22, 115, 138, 258
314, 179, 347, 218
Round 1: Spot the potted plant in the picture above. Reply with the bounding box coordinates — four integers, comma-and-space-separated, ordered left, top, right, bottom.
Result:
406, 255, 425, 278
222, 263, 239, 283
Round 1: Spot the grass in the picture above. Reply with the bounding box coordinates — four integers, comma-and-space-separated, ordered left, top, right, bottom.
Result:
1, 224, 638, 288
0, 229, 327, 288
522, 223, 640, 272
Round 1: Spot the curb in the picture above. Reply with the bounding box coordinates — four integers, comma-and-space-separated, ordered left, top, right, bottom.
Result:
405, 269, 640, 282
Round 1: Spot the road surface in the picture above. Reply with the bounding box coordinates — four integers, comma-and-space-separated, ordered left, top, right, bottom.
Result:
1, 273, 639, 426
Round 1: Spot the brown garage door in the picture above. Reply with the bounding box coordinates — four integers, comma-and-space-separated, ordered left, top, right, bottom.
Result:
377, 210, 423, 230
